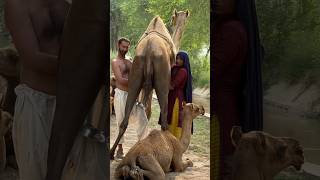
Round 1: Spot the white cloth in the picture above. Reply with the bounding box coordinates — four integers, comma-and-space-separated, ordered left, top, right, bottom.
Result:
113, 88, 149, 144
129, 102, 149, 140
13, 84, 56, 180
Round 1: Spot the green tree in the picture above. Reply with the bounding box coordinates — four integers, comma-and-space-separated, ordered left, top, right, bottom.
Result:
256, 0, 320, 89
110, 0, 210, 87
0, 1, 10, 47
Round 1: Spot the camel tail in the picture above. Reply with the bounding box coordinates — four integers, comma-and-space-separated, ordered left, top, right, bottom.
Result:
142, 42, 153, 106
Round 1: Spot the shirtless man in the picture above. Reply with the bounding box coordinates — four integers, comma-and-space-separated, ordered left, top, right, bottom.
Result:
4, 0, 69, 179
111, 37, 132, 158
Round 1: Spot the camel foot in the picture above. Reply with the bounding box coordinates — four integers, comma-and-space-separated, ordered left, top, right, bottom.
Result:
186, 159, 193, 167
160, 122, 168, 131
129, 166, 144, 179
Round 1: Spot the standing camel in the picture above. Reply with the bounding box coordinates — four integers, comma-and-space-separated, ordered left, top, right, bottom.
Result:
110, 10, 189, 159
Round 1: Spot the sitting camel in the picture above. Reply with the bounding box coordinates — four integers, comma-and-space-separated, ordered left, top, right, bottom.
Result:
230, 126, 304, 180
110, 10, 189, 159
114, 102, 205, 180
0, 108, 13, 172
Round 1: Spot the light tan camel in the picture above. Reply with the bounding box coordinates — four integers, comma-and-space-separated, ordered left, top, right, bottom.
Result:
0, 108, 13, 172
140, 9, 189, 120
114, 102, 205, 180
230, 126, 305, 180
170, 9, 189, 51
110, 10, 189, 159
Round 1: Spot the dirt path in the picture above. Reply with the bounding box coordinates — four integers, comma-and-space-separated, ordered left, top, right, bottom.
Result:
110, 114, 210, 180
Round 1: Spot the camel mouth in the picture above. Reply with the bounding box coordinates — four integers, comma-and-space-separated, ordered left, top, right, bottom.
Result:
292, 151, 304, 171
293, 162, 303, 171
200, 106, 205, 115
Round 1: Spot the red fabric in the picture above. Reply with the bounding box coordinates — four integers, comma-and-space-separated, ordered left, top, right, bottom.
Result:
213, 19, 248, 157
167, 66, 187, 127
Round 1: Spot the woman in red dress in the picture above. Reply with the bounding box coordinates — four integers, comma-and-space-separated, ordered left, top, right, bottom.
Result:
167, 51, 193, 139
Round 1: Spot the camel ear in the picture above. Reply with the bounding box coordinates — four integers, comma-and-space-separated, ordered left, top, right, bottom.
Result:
182, 101, 186, 108
190, 103, 194, 110
231, 126, 242, 147
254, 132, 267, 155
174, 9, 178, 17
186, 10, 190, 17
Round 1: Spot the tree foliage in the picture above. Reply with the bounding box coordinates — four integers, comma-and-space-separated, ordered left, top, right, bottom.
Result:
110, 0, 210, 87
256, 0, 320, 89
0, 1, 10, 47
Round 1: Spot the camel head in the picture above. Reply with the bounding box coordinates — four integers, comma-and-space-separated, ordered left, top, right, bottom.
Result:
231, 126, 304, 176
0, 109, 13, 136
182, 102, 205, 119
170, 9, 190, 50
170, 9, 189, 29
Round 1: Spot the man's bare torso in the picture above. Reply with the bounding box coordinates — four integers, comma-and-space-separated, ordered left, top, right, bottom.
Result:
112, 57, 132, 92
5, 0, 69, 95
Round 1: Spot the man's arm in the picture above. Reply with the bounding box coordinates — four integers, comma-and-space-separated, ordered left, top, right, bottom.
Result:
111, 60, 128, 85
4, 0, 58, 75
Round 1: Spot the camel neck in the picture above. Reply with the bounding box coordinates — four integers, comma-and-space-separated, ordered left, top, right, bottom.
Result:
172, 25, 184, 51
179, 111, 192, 152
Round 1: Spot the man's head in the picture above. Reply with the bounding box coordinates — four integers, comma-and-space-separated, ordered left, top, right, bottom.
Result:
215, 0, 235, 16
117, 37, 130, 57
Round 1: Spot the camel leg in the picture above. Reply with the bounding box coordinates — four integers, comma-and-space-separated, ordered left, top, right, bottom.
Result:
137, 155, 166, 180
145, 94, 152, 119
172, 152, 193, 172
110, 57, 144, 159
139, 85, 153, 120
153, 56, 170, 130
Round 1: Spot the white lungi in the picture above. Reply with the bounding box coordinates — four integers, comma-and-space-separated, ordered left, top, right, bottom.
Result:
113, 88, 149, 144
13, 84, 56, 180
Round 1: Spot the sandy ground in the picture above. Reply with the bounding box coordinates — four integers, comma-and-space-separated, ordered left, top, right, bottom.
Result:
0, 91, 210, 180
264, 82, 320, 165
109, 114, 210, 180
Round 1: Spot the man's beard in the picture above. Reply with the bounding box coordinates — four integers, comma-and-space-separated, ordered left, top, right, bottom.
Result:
119, 49, 127, 56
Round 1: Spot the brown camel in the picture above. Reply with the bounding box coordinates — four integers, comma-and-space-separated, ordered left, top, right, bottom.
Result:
114, 102, 205, 180
45, 0, 108, 179
170, 9, 189, 51
230, 126, 304, 180
0, 108, 13, 172
110, 10, 189, 159
140, 9, 189, 120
